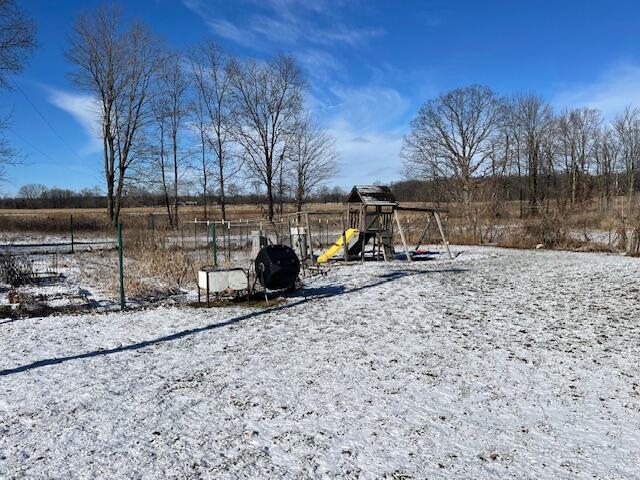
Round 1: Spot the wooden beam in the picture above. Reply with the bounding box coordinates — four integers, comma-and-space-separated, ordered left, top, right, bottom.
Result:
433, 211, 453, 260
394, 209, 411, 262
414, 214, 433, 251
360, 205, 366, 263
397, 206, 448, 213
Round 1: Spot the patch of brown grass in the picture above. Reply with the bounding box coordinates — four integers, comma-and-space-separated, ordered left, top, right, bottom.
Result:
116, 231, 197, 300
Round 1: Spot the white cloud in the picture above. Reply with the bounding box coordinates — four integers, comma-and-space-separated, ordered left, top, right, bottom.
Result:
46, 87, 101, 154
329, 85, 409, 131
553, 63, 640, 119
296, 49, 344, 84
329, 121, 405, 185
182, 0, 382, 50
207, 19, 258, 49
313, 85, 409, 186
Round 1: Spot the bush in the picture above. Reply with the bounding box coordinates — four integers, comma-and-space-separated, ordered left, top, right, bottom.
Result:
0, 253, 33, 287
118, 230, 196, 299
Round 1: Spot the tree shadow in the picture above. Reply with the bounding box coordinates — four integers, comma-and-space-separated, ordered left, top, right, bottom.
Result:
0, 267, 467, 377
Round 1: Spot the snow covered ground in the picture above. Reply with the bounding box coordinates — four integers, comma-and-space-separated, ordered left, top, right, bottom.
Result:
1, 246, 639, 479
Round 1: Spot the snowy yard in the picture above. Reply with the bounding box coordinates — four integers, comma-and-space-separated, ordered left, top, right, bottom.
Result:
1, 246, 639, 479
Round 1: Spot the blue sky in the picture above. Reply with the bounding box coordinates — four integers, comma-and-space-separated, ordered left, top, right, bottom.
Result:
2, 0, 640, 195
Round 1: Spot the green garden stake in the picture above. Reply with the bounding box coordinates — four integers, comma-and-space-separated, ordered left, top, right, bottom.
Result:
117, 223, 125, 310
210, 222, 217, 267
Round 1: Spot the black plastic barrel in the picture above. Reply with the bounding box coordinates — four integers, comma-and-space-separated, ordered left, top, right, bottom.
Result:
255, 245, 300, 290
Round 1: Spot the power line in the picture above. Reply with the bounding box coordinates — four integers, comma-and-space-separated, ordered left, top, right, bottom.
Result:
8, 126, 59, 164
15, 84, 85, 162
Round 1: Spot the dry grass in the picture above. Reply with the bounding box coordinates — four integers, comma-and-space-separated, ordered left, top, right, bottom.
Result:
0, 253, 33, 287
3, 197, 639, 254
0, 203, 348, 233
116, 230, 197, 300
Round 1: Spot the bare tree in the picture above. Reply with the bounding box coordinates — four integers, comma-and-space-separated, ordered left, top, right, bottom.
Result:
149, 95, 174, 224
0, 0, 36, 181
17, 183, 48, 208
227, 54, 305, 221
156, 51, 190, 226
17, 182, 47, 197
613, 106, 640, 212
507, 94, 555, 214
67, 5, 159, 226
0, 117, 15, 181
593, 125, 620, 211
402, 85, 505, 232
557, 107, 601, 206
288, 115, 338, 212
0, 0, 36, 88
189, 42, 239, 221
276, 149, 288, 215
191, 87, 212, 220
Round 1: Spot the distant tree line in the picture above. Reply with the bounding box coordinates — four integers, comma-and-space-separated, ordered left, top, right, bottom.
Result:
66, 4, 338, 226
2, 183, 347, 210
402, 85, 640, 239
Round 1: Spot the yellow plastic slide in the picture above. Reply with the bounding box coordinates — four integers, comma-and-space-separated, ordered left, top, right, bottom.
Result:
317, 228, 359, 263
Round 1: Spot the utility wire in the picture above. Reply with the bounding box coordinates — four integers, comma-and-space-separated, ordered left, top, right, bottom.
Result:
15, 84, 85, 162
8, 126, 59, 164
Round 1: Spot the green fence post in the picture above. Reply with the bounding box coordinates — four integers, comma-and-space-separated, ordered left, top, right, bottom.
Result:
210, 222, 217, 267
117, 223, 125, 311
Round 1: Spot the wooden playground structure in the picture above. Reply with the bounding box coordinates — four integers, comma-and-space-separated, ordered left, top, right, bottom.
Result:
343, 185, 452, 262
191, 184, 452, 303
188, 184, 452, 273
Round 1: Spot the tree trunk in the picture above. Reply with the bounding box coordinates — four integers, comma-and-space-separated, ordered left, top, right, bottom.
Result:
267, 176, 274, 222
218, 138, 226, 221
173, 134, 179, 227
219, 172, 226, 222
279, 169, 284, 215
160, 125, 173, 227
628, 169, 635, 213
296, 165, 304, 213
104, 131, 116, 224
106, 184, 114, 224
113, 170, 125, 228
296, 184, 303, 213
201, 129, 207, 221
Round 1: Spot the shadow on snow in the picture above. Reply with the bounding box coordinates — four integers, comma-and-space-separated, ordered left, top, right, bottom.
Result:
0, 267, 466, 377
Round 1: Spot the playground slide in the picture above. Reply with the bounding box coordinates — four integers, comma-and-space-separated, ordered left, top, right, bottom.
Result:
317, 228, 359, 263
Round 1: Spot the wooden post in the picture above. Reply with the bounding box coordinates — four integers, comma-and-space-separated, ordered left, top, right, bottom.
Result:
434, 211, 453, 260
381, 234, 387, 262
394, 209, 411, 262
360, 205, 365, 263
343, 206, 350, 262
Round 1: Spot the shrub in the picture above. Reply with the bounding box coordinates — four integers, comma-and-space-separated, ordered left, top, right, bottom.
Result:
0, 253, 33, 287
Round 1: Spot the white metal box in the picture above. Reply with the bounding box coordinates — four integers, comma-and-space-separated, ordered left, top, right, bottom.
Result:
198, 268, 247, 293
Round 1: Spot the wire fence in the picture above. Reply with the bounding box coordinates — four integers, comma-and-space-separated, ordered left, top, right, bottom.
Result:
1, 209, 456, 312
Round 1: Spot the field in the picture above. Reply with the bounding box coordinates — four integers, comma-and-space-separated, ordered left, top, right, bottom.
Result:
1, 246, 639, 479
